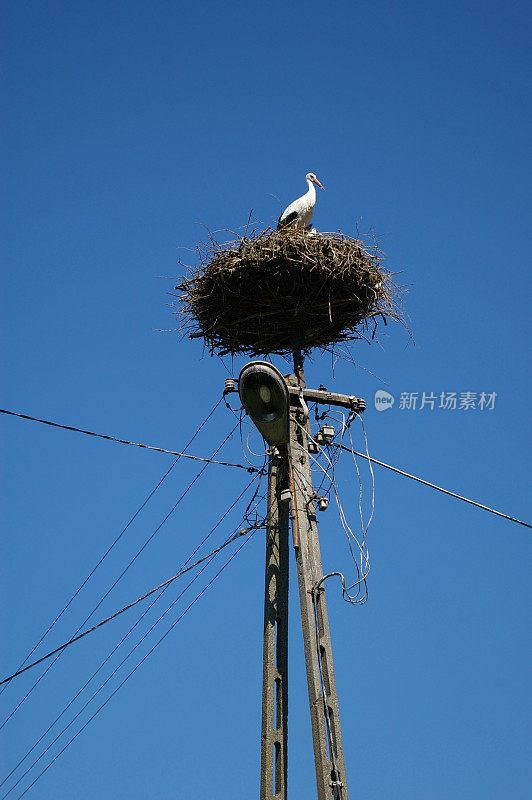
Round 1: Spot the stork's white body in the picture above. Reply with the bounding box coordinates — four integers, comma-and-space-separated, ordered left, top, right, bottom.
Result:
278, 180, 316, 229
277, 173, 325, 230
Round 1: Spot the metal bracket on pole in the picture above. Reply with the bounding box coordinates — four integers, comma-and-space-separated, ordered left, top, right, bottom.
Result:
224, 380, 365, 414
297, 387, 309, 423
287, 385, 365, 414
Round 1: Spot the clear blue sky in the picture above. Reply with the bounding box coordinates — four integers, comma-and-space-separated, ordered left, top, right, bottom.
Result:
1, 1, 531, 798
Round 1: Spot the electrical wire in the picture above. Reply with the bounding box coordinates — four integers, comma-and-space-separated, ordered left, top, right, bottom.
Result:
3, 392, 527, 791
238, 410, 269, 469
0, 421, 242, 731
3, 406, 527, 526
301, 406, 530, 532
291, 414, 371, 604
7, 524, 259, 800
333, 442, 531, 528
0, 398, 224, 699
1, 528, 252, 799
330, 412, 374, 603
0, 476, 260, 794
0, 408, 259, 473
0, 527, 254, 686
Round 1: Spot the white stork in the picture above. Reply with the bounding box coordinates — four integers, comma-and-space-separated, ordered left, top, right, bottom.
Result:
277, 172, 325, 230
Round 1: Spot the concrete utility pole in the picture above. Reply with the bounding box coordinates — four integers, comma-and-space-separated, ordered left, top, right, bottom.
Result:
260, 451, 289, 799
287, 372, 349, 800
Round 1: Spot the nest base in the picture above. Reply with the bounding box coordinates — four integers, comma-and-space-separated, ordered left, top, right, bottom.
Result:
175, 229, 400, 358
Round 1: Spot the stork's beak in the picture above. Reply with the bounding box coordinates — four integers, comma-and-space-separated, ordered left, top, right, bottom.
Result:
313, 177, 325, 191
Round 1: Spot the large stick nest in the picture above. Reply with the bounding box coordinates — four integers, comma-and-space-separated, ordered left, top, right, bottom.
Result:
173, 229, 403, 358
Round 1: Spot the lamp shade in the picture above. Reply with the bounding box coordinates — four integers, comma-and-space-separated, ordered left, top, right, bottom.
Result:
238, 362, 290, 447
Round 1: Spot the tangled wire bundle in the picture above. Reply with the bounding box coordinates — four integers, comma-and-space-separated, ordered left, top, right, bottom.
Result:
174, 229, 402, 358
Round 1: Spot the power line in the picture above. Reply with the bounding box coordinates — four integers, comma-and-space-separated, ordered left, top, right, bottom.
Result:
333, 442, 531, 529
5, 406, 522, 526
0, 526, 255, 686
0, 421, 243, 731
0, 397, 224, 699
3, 407, 528, 527
0, 408, 258, 473
0, 477, 261, 795
9, 528, 258, 800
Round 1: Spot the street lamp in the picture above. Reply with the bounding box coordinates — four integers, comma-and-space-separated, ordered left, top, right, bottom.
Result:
238, 361, 290, 447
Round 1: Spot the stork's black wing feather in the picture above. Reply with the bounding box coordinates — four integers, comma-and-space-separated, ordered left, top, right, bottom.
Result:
277, 211, 298, 230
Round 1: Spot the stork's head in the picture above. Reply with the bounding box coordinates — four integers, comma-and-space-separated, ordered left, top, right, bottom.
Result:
306, 172, 325, 191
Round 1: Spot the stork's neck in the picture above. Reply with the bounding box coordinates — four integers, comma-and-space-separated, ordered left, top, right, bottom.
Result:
306, 179, 316, 204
